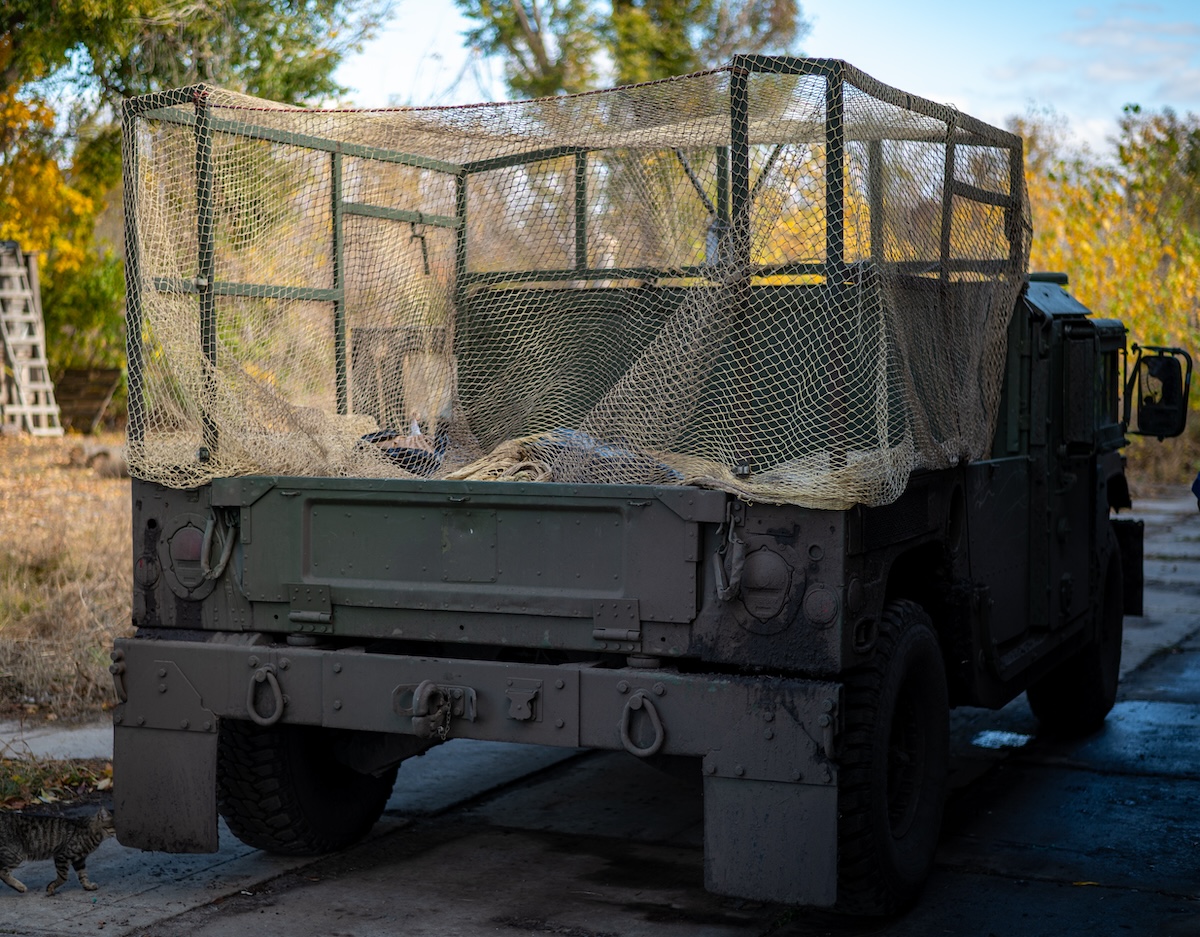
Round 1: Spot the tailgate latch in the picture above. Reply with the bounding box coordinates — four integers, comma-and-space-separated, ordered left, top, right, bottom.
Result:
394, 680, 477, 740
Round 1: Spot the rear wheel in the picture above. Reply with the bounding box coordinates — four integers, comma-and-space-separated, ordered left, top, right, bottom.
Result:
1027, 537, 1124, 738
836, 600, 949, 915
217, 720, 398, 855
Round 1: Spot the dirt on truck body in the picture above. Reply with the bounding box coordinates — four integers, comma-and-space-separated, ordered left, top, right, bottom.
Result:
111, 57, 1191, 915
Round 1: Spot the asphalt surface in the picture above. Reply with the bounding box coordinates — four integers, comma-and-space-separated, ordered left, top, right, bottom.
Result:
2, 489, 1200, 936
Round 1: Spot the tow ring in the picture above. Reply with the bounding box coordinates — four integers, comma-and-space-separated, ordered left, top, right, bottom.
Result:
619, 691, 665, 757
247, 666, 284, 726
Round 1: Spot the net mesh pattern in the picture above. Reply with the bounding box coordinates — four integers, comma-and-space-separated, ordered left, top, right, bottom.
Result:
123, 58, 1029, 508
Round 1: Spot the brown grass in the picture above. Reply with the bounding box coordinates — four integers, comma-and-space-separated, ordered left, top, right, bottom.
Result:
0, 433, 131, 722
1124, 418, 1200, 495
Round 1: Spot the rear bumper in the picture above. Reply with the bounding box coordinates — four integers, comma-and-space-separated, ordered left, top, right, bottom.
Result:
112, 633, 843, 905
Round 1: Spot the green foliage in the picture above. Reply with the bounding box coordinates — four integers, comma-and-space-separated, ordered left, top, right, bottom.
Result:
41, 247, 125, 371
2, 0, 388, 105
457, 0, 807, 97
1019, 105, 1200, 354
610, 0, 706, 85
457, 0, 601, 97
0, 1, 388, 396
1118, 104, 1200, 244
611, 0, 803, 85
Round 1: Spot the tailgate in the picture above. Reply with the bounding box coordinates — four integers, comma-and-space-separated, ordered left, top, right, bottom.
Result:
213, 477, 727, 633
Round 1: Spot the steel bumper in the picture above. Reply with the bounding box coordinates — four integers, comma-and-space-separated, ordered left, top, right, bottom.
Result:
112, 634, 842, 905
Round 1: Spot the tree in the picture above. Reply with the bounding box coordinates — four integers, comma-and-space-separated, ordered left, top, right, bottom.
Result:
2, 0, 388, 106
456, 0, 807, 98
1015, 107, 1200, 352
457, 1, 600, 98
0, 0, 388, 386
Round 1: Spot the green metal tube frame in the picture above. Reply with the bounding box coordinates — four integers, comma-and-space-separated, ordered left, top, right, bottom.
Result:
122, 63, 1026, 459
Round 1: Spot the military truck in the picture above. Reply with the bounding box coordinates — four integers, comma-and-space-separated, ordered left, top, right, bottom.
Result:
111, 57, 1191, 915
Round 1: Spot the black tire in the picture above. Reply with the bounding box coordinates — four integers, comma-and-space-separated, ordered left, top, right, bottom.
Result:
837, 600, 949, 916
1027, 537, 1124, 738
216, 720, 398, 855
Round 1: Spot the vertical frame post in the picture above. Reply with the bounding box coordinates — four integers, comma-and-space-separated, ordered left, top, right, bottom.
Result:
729, 63, 752, 275
574, 152, 588, 272
824, 66, 845, 280
728, 58, 754, 474
823, 65, 847, 468
194, 92, 218, 459
868, 138, 884, 264
716, 146, 730, 228
332, 148, 347, 415
1006, 143, 1025, 268
939, 114, 958, 285
455, 173, 468, 305
122, 99, 146, 449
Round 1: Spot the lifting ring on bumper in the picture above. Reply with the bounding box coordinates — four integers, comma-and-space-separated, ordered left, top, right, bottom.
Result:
619, 691, 665, 757
247, 666, 284, 726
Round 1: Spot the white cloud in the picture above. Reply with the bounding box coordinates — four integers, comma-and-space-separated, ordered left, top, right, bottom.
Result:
990, 55, 1073, 82
1159, 69, 1200, 103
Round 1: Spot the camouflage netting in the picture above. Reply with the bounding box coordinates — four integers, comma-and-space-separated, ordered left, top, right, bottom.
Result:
123, 57, 1030, 509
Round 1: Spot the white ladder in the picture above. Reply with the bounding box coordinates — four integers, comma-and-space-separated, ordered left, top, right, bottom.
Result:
0, 241, 63, 436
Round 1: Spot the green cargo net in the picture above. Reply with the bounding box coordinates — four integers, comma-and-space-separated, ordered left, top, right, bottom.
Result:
122, 57, 1029, 508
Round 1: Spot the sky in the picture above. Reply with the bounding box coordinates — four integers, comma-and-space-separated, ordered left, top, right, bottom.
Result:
333, 1, 1200, 151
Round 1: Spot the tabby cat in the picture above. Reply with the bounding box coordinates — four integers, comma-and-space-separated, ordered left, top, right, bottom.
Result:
0, 807, 116, 896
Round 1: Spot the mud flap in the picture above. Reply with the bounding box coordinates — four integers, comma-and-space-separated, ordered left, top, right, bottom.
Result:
1111, 518, 1143, 616
113, 724, 219, 852
703, 776, 837, 906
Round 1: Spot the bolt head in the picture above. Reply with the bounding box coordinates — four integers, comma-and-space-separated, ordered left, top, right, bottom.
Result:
332, 663, 342, 673
616, 680, 629, 694
734, 765, 745, 777
333, 700, 342, 711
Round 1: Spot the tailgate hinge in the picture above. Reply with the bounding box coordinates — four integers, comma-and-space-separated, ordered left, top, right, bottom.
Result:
287, 583, 332, 632
592, 599, 641, 643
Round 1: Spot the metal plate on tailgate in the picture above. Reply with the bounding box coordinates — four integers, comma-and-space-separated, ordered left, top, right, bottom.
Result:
237, 481, 722, 624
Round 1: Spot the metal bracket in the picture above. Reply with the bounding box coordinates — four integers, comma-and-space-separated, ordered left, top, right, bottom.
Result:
287, 583, 332, 631
505, 679, 542, 721
593, 599, 640, 642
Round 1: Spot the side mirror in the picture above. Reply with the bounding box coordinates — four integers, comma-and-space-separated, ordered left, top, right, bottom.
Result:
1124, 344, 1192, 439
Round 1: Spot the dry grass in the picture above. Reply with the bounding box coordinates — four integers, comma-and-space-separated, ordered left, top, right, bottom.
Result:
1124, 418, 1200, 495
0, 433, 131, 722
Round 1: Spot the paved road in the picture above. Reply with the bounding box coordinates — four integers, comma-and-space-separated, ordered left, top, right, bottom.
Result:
3, 490, 1200, 936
